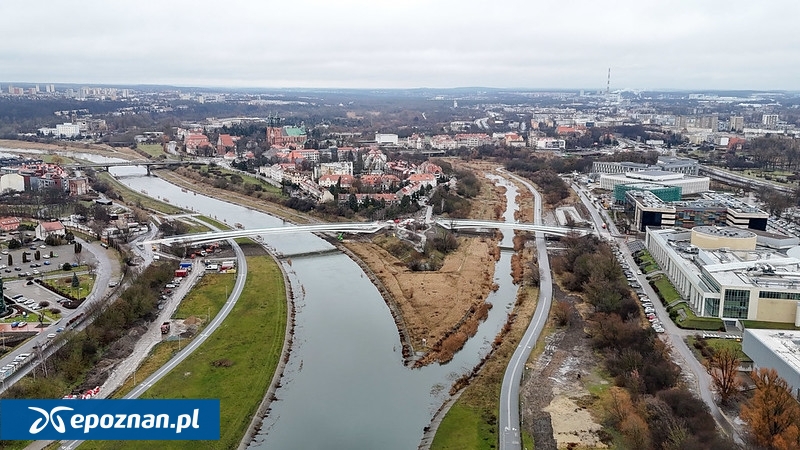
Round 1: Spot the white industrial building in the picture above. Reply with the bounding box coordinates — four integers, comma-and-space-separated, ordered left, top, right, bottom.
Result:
599, 170, 710, 195
742, 329, 800, 397
0, 173, 25, 193
592, 157, 699, 176
375, 133, 399, 146
646, 227, 800, 322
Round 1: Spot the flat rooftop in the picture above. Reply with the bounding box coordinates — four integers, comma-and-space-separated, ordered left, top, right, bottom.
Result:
652, 228, 800, 291
745, 329, 800, 374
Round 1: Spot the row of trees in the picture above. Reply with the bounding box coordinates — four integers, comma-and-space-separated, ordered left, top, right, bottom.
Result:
743, 136, 800, 172
553, 234, 734, 449
0, 262, 174, 402
698, 336, 800, 449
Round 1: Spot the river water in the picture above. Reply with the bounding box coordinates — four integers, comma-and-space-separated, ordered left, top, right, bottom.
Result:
5, 148, 522, 449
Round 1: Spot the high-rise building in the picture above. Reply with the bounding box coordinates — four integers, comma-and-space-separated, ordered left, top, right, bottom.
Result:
730, 116, 744, 132
762, 114, 779, 128
698, 115, 718, 131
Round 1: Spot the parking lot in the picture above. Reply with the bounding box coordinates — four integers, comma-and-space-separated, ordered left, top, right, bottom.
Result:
2, 241, 97, 332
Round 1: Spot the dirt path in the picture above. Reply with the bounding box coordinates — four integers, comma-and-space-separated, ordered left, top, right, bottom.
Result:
519, 283, 608, 450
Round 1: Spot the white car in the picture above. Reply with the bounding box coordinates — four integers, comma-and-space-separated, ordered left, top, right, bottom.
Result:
46, 333, 56, 339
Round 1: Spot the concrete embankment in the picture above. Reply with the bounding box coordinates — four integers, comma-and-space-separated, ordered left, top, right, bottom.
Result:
238, 252, 296, 450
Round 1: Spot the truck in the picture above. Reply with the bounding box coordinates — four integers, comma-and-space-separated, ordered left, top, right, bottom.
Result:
220, 261, 235, 271
175, 269, 189, 277
161, 322, 171, 334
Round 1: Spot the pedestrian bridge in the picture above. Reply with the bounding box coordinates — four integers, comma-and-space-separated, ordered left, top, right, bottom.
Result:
140, 219, 584, 248
435, 219, 589, 237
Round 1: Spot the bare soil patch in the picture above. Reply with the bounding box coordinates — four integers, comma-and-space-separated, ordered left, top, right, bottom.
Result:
344, 165, 512, 366
0, 139, 140, 159
345, 236, 497, 365
520, 282, 608, 450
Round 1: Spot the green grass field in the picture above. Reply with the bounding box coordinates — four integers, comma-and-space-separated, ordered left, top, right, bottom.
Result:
97, 172, 185, 215
84, 256, 287, 450
432, 404, 497, 450
137, 143, 166, 158
109, 273, 231, 398
637, 250, 660, 274
741, 320, 800, 331
652, 276, 724, 331
652, 276, 681, 304
202, 165, 281, 195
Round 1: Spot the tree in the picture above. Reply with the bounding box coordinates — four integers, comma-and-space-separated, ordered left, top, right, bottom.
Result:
704, 346, 740, 404
8, 238, 21, 250
553, 300, 572, 326
71, 272, 79, 288
348, 193, 359, 212
62, 262, 72, 271
7, 254, 11, 266
741, 367, 800, 449
34, 250, 40, 260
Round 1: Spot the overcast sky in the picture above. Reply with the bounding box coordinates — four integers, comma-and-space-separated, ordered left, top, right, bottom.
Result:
1, 0, 798, 91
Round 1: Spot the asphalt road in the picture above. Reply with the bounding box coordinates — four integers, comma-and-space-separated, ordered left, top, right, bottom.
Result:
571, 183, 741, 443
497, 169, 553, 450
58, 233, 248, 449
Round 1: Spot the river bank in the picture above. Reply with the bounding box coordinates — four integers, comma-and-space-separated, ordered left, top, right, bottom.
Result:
0, 138, 140, 159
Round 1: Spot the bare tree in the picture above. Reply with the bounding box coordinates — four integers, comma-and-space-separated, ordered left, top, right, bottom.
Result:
704, 346, 741, 404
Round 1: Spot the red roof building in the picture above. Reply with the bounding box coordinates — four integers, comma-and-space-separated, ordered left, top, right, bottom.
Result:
0, 217, 20, 232
216, 134, 236, 156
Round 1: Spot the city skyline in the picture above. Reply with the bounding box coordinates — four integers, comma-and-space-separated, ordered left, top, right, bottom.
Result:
1, 0, 799, 91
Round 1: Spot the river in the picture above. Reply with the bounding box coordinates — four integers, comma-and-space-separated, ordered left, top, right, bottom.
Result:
5, 148, 522, 449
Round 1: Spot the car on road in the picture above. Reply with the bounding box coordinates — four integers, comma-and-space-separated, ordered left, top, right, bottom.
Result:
43, 260, 50, 265
12, 294, 23, 300
1, 250, 8, 255
56, 327, 64, 333
18, 322, 27, 327
14, 267, 21, 271
46, 333, 56, 339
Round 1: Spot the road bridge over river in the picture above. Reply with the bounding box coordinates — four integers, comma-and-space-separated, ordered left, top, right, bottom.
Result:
69, 159, 199, 175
